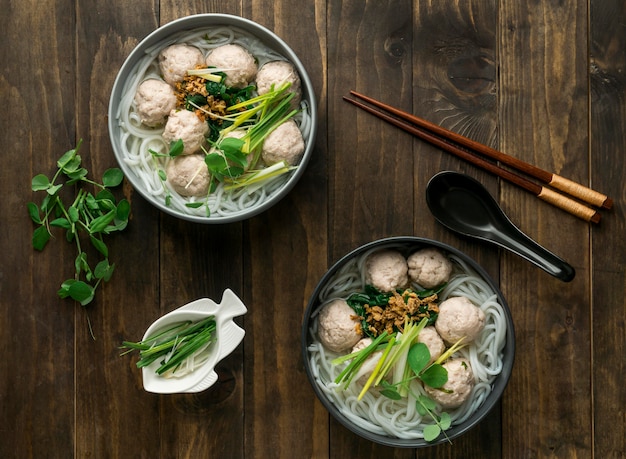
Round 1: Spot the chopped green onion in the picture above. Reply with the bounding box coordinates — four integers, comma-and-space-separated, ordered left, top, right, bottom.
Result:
120, 316, 217, 378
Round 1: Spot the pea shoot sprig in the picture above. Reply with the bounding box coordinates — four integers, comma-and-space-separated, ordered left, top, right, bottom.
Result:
332, 317, 466, 443
27, 140, 130, 306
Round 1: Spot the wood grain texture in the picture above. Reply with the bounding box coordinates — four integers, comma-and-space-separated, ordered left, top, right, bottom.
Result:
590, 1, 626, 458
328, 0, 415, 261
412, 2, 502, 458
2, 0, 626, 457
0, 0, 76, 456
498, 1, 592, 457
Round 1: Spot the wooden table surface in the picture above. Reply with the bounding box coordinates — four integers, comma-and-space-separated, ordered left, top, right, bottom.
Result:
2, 0, 625, 457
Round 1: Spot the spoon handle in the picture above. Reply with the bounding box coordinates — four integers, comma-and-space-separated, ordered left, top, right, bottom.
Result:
493, 224, 576, 282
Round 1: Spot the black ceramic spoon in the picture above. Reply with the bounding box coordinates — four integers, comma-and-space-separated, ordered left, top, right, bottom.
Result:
426, 171, 575, 282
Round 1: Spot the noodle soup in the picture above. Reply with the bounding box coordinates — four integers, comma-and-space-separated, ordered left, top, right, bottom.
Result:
109, 15, 317, 223
302, 237, 515, 447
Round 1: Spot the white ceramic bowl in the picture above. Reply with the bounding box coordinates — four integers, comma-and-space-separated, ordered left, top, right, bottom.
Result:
140, 289, 246, 394
108, 14, 317, 223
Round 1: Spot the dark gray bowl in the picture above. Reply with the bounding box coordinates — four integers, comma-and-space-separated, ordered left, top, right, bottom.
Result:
301, 236, 515, 448
108, 14, 317, 223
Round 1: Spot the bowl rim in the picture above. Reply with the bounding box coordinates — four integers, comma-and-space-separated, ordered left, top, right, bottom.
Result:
301, 236, 516, 448
108, 13, 318, 224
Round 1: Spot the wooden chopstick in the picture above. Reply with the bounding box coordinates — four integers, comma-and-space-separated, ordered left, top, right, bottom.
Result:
349, 91, 612, 211
344, 92, 604, 224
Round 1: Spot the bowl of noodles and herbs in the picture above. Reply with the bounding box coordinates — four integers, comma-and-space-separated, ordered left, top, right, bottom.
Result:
108, 14, 317, 223
301, 236, 515, 447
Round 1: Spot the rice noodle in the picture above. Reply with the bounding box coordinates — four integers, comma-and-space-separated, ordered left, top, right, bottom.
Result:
307, 245, 507, 439
114, 26, 312, 219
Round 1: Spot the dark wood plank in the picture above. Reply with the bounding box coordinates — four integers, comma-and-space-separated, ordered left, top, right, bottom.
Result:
498, 1, 593, 457
153, 4, 249, 457
326, 1, 415, 456
590, 1, 626, 457
328, 0, 415, 259
241, 1, 330, 457
412, 2, 501, 458
4, 0, 626, 457
0, 0, 77, 456
72, 0, 163, 457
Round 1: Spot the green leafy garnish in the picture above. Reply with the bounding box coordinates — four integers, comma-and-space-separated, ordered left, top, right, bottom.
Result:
27, 140, 130, 306
332, 315, 468, 443
416, 396, 452, 442
147, 82, 300, 214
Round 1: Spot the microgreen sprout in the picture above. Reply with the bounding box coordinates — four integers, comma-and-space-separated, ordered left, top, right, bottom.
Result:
28, 140, 130, 307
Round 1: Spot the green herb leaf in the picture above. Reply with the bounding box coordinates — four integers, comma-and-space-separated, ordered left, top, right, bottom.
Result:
68, 205, 79, 223
27, 202, 41, 223
50, 218, 71, 229
58, 279, 95, 305
423, 424, 442, 442
47, 184, 63, 195
95, 189, 115, 205
439, 412, 452, 430
418, 395, 438, 411
66, 168, 89, 183
205, 152, 228, 172
68, 280, 95, 306
169, 139, 184, 157
57, 146, 78, 168
32, 226, 51, 251
408, 342, 431, 375
90, 235, 108, 257
94, 260, 114, 281
102, 168, 124, 187
61, 156, 82, 174
380, 387, 402, 400
115, 199, 131, 221
420, 364, 448, 388
89, 210, 116, 234
32, 174, 50, 191
75, 252, 90, 276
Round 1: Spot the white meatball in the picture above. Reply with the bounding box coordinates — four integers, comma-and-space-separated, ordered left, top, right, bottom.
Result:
133, 79, 177, 127
158, 44, 205, 86
256, 60, 302, 107
162, 109, 208, 155
417, 326, 445, 364
166, 154, 210, 197
435, 296, 486, 344
317, 299, 362, 353
261, 120, 305, 166
407, 248, 453, 289
364, 249, 409, 292
424, 358, 474, 408
205, 44, 258, 89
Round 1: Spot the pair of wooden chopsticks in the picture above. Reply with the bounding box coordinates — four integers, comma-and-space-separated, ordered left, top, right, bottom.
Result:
344, 91, 612, 224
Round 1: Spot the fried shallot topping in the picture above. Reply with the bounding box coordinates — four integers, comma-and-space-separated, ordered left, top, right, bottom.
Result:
357, 290, 439, 337
174, 67, 227, 122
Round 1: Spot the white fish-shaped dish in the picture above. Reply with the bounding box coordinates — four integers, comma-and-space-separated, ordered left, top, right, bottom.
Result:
141, 289, 247, 394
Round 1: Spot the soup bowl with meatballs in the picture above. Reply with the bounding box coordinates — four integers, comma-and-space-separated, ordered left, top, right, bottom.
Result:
301, 236, 515, 447
109, 14, 317, 223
